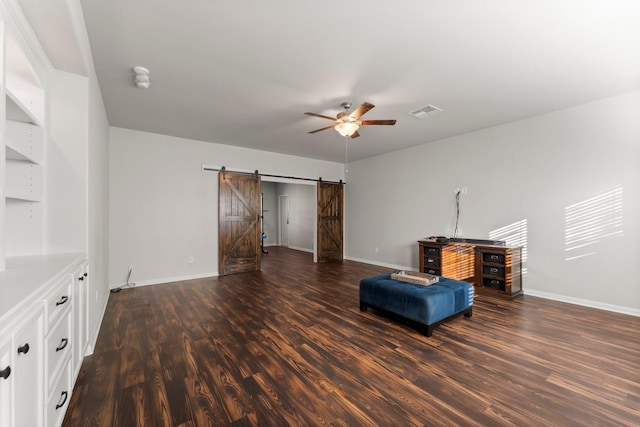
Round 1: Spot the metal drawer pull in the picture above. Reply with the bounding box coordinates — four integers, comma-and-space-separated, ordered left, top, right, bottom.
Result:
55, 391, 68, 410
55, 296, 69, 306
490, 268, 498, 273
17, 343, 30, 355
492, 280, 500, 285
56, 338, 69, 352
490, 255, 499, 260
427, 258, 434, 263
0, 366, 10, 379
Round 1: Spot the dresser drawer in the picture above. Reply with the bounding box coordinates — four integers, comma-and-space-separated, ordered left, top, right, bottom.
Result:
423, 246, 441, 256
44, 277, 72, 330
482, 277, 505, 290
45, 309, 72, 396
46, 357, 71, 427
424, 257, 440, 268
482, 265, 505, 278
482, 252, 505, 264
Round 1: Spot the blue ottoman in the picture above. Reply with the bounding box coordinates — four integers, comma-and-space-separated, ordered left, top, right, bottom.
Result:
359, 273, 474, 336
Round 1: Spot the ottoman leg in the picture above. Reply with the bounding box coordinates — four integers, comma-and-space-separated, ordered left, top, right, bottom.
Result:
420, 324, 434, 337
360, 301, 368, 312
464, 307, 473, 318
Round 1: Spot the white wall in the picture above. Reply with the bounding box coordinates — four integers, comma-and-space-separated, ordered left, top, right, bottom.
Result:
275, 182, 315, 252
109, 127, 344, 287
46, 70, 88, 254
346, 91, 640, 315
86, 67, 110, 350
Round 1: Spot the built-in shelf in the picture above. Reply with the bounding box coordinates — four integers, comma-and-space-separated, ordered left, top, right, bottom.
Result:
6, 160, 42, 202
6, 119, 43, 164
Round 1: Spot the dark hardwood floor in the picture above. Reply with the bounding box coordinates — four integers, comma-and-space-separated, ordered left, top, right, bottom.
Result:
63, 247, 640, 426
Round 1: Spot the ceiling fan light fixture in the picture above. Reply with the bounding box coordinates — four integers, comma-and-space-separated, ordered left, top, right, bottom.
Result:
335, 121, 359, 137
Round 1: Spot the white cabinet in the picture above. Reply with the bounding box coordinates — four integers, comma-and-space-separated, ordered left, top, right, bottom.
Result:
0, 255, 86, 427
43, 273, 74, 427
12, 306, 45, 427
0, 303, 45, 427
0, 2, 91, 426
0, 335, 13, 426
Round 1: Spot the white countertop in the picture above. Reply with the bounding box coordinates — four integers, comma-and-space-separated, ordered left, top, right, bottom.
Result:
0, 252, 86, 322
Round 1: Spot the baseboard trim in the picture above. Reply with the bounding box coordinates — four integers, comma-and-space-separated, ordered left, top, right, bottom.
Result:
110, 271, 219, 290
287, 246, 313, 253
344, 256, 413, 272
525, 289, 640, 317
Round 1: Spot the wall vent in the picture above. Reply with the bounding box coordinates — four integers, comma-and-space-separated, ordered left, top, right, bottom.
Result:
409, 104, 443, 119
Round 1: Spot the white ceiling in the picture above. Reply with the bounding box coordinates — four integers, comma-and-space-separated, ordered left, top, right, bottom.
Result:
24, 1, 640, 162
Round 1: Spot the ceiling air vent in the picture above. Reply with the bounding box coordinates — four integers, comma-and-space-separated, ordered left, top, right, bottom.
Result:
409, 104, 443, 119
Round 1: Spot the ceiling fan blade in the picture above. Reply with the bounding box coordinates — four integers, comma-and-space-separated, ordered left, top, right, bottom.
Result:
360, 119, 396, 125
349, 102, 375, 120
350, 130, 360, 139
308, 125, 336, 134
304, 112, 337, 121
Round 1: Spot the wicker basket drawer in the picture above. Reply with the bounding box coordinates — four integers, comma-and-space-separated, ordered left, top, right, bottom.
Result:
482, 265, 505, 277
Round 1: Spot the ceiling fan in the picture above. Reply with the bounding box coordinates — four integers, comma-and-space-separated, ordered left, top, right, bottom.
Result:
304, 102, 396, 138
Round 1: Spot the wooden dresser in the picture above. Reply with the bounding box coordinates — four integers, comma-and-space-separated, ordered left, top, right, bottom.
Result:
418, 239, 523, 300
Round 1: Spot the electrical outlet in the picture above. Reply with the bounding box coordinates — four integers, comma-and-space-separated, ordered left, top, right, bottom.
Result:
189, 256, 194, 264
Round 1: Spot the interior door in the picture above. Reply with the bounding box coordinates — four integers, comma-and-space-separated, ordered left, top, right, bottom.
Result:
218, 170, 261, 275
317, 181, 344, 262
279, 194, 289, 247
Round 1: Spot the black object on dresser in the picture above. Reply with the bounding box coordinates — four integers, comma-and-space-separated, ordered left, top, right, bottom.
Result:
418, 238, 523, 300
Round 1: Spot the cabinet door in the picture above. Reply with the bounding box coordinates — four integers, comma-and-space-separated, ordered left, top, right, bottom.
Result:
0, 335, 14, 427
72, 262, 89, 372
13, 307, 45, 427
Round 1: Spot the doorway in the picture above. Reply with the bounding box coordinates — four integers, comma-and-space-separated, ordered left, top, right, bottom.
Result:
279, 194, 290, 247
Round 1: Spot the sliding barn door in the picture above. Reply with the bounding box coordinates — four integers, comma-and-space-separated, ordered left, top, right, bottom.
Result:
317, 181, 344, 262
219, 170, 261, 275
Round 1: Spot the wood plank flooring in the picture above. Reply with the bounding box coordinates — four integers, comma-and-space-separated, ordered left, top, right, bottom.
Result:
63, 247, 640, 426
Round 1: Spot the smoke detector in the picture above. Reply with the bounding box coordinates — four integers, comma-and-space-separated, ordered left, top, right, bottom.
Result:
133, 66, 150, 89
409, 104, 443, 119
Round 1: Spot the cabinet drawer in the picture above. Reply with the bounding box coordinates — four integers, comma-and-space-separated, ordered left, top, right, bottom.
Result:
424, 257, 440, 268
482, 265, 505, 277
423, 268, 440, 276
482, 277, 505, 290
47, 357, 71, 427
482, 252, 505, 264
44, 278, 72, 330
423, 246, 441, 256
46, 309, 72, 396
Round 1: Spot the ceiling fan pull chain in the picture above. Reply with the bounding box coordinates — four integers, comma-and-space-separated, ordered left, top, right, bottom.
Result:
345, 136, 349, 174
